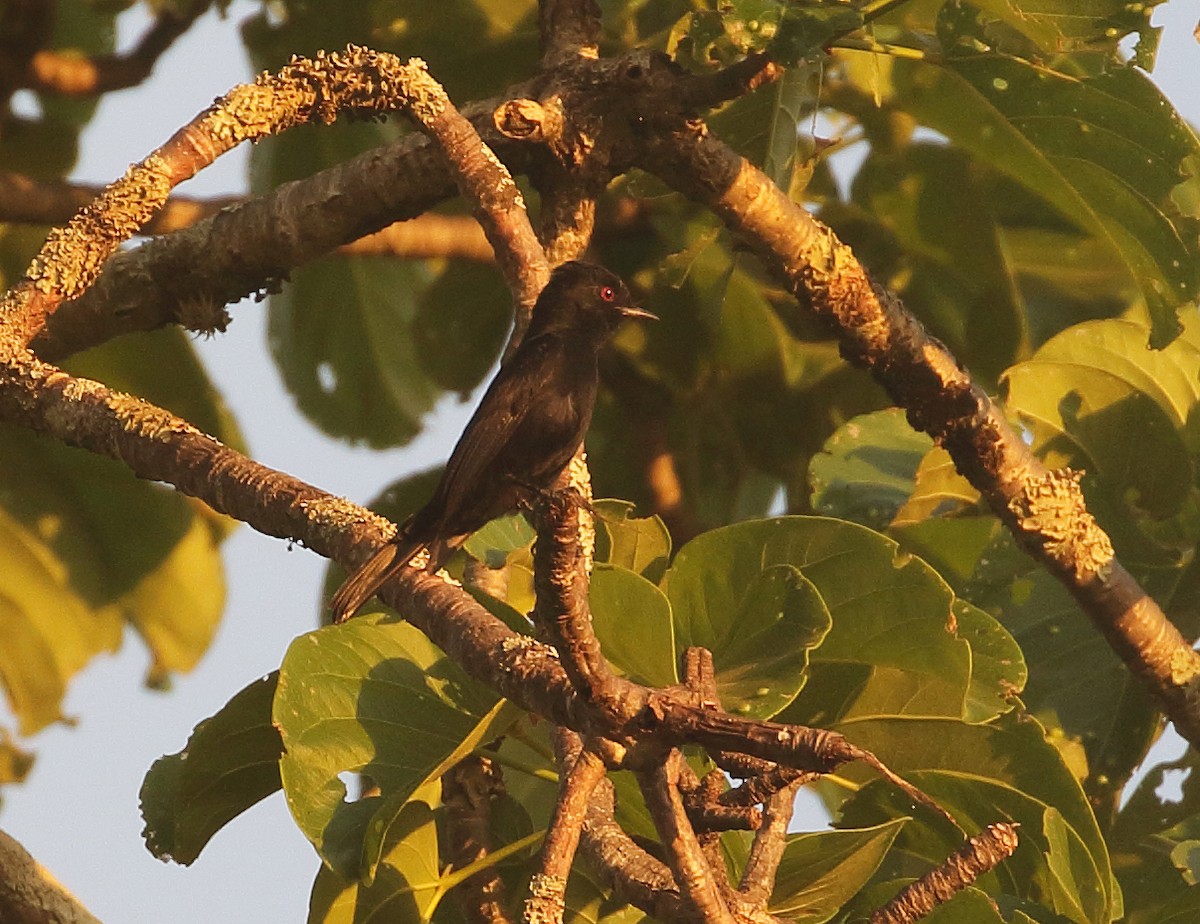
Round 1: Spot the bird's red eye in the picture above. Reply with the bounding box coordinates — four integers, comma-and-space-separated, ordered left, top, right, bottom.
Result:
599, 285, 616, 302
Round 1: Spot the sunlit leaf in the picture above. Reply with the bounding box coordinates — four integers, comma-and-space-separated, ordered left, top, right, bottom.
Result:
594, 500, 671, 584
308, 789, 442, 924
667, 518, 1022, 725
836, 712, 1115, 924
275, 616, 517, 880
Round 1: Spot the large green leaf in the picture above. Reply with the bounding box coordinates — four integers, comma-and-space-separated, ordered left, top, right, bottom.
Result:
669, 518, 1022, 726
141, 673, 284, 865
269, 256, 443, 447
892, 53, 1200, 346
0, 325, 237, 731
835, 143, 1026, 382
665, 521, 837, 719
835, 713, 1116, 924
275, 616, 517, 880
768, 817, 908, 923
895, 0, 1169, 66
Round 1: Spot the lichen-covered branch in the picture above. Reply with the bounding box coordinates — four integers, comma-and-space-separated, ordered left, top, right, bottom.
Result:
396, 60, 548, 330
0, 46, 532, 355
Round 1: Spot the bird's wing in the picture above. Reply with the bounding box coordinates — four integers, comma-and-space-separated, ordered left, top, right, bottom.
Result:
428, 339, 551, 520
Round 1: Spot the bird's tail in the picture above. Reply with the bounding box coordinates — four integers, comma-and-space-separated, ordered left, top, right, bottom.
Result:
329, 536, 425, 624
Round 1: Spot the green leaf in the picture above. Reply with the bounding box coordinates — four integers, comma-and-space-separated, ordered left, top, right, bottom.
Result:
893, 54, 1200, 346
594, 500, 671, 583
836, 144, 1025, 382
0, 728, 34, 789
0, 328, 238, 719
275, 616, 516, 880
671, 519, 1020, 726
589, 564, 677, 689
667, 528, 833, 720
141, 673, 284, 865
835, 713, 1115, 924
0, 421, 225, 709
773, 4, 863, 66
308, 791, 442, 924
462, 513, 536, 569
269, 256, 443, 448
768, 817, 909, 922
808, 409, 933, 530
892, 447, 980, 527
711, 63, 820, 199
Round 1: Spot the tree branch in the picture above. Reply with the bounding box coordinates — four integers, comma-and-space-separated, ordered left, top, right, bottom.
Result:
538, 0, 603, 66
869, 823, 1020, 924
526, 730, 609, 924
0, 828, 103, 924
532, 490, 623, 713
443, 756, 514, 924
13, 0, 207, 96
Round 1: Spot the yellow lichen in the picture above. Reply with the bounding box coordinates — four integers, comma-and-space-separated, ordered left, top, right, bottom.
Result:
1009, 469, 1114, 581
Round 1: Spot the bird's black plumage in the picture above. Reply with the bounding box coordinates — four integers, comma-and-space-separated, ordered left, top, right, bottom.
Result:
330, 260, 652, 622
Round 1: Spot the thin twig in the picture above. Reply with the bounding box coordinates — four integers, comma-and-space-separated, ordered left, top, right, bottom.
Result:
738, 780, 802, 907
15, 0, 207, 96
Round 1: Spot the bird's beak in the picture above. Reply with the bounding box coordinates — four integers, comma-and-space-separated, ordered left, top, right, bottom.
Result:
619, 305, 658, 321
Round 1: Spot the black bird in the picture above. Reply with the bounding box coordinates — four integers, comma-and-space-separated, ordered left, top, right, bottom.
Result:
330, 260, 654, 623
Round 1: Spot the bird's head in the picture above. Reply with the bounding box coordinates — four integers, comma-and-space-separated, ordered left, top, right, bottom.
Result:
528, 261, 655, 339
